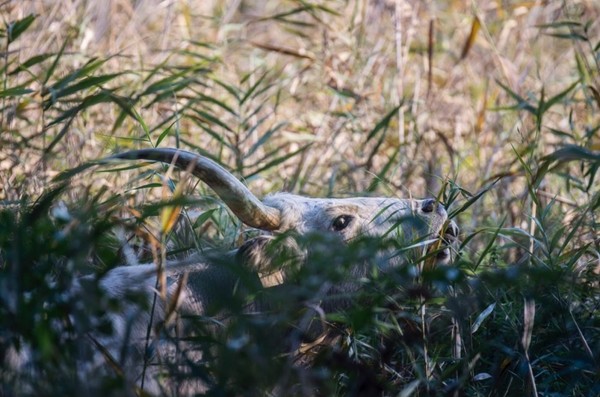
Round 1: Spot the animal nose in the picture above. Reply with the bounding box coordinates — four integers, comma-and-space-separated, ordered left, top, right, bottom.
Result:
446, 221, 459, 237
421, 198, 438, 213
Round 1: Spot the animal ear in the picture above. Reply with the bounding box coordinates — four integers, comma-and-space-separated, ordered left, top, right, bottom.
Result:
237, 236, 274, 272
237, 235, 305, 274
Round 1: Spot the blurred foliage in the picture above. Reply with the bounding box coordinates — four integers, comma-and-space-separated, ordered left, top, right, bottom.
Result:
1, 1, 599, 396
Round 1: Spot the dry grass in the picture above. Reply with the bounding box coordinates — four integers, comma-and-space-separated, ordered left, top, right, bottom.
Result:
3, 1, 597, 204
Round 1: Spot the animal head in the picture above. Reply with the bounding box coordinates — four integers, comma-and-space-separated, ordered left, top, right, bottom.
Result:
112, 148, 458, 272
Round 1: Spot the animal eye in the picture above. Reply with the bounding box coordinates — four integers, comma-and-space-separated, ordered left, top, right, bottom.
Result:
332, 215, 353, 231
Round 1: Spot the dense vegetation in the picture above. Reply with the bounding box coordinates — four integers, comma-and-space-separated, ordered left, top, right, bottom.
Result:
1, 1, 598, 396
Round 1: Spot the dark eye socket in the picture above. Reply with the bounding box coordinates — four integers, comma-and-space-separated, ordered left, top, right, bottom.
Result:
332, 215, 354, 231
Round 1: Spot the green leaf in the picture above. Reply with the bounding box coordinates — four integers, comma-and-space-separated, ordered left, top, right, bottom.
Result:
107, 94, 151, 144
44, 117, 74, 155
367, 148, 399, 192
241, 101, 268, 126
43, 39, 68, 86
9, 53, 55, 76
245, 143, 290, 168
547, 32, 588, 41
449, 178, 499, 218
46, 91, 114, 127
110, 97, 140, 133
547, 127, 575, 140
588, 85, 600, 110
188, 114, 233, 150
211, 77, 241, 102
257, 6, 315, 22
366, 104, 401, 141
0, 86, 34, 98
246, 121, 287, 157
542, 145, 600, 163
473, 221, 505, 271
244, 145, 310, 179
141, 73, 190, 96
44, 58, 108, 100
130, 182, 163, 191
192, 92, 237, 116
240, 72, 270, 105
44, 73, 122, 107
240, 114, 271, 144
155, 121, 178, 147
536, 21, 581, 29
141, 76, 202, 108
496, 80, 537, 114
189, 108, 234, 132
535, 145, 600, 186
539, 80, 579, 114
52, 161, 101, 182
192, 208, 218, 229
7, 14, 36, 44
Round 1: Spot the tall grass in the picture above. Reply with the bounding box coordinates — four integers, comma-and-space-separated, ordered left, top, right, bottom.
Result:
1, 1, 599, 396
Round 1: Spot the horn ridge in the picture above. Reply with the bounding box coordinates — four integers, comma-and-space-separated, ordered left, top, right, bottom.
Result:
110, 148, 281, 230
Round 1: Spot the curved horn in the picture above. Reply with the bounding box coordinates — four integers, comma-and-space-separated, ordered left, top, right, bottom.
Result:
110, 148, 281, 230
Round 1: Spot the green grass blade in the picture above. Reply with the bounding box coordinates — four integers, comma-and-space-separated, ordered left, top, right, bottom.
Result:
449, 178, 499, 218
244, 144, 310, 179
8, 53, 54, 76
246, 121, 287, 157
43, 73, 122, 107
367, 148, 399, 192
0, 85, 34, 98
496, 80, 537, 114
7, 14, 36, 44
366, 104, 401, 142
539, 80, 579, 114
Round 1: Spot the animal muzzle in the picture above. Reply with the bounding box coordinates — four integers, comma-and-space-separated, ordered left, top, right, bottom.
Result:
433, 219, 459, 265
417, 198, 459, 265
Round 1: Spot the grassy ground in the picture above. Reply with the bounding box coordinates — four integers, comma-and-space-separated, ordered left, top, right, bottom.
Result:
1, 1, 599, 396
